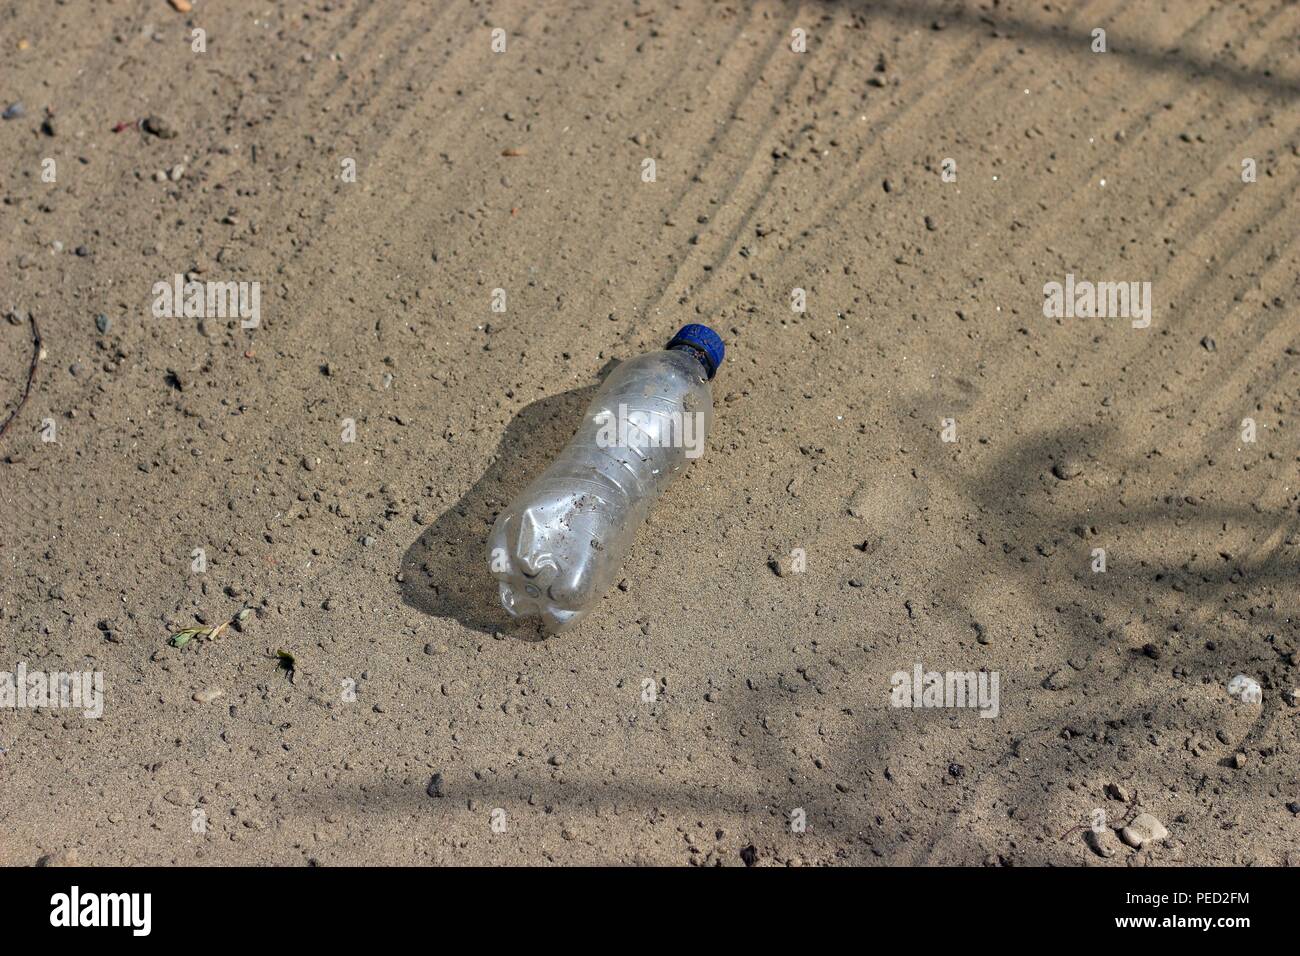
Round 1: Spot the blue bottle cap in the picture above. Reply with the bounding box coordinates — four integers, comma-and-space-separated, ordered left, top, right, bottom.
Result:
667, 323, 725, 380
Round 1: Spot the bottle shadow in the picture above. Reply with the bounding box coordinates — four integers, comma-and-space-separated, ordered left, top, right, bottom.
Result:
399, 371, 613, 638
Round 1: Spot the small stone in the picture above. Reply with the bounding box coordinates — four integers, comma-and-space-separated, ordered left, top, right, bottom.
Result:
2, 102, 25, 120
169, 164, 185, 181
74, 245, 89, 257
1104, 782, 1131, 802
739, 844, 758, 867
1119, 812, 1168, 848
1227, 674, 1262, 704
1227, 676, 1258, 707
300, 455, 316, 471
1232, 752, 1246, 769
1200, 335, 1216, 352
1052, 457, 1084, 480
143, 115, 177, 139
169, 0, 193, 12
425, 773, 445, 798
423, 642, 447, 656
768, 554, 795, 577
192, 688, 223, 704
95, 313, 110, 334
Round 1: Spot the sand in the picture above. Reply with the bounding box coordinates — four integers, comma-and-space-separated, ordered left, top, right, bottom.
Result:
1, 0, 1298, 866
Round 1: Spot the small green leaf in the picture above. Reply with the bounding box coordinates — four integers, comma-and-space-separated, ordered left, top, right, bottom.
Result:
169, 627, 207, 648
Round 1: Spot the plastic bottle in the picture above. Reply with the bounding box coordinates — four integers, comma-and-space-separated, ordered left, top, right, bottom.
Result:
487, 324, 725, 631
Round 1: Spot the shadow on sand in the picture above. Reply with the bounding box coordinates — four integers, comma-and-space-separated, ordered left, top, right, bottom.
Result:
398, 368, 618, 637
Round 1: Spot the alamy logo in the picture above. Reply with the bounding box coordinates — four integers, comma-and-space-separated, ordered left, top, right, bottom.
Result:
594, 404, 706, 459
50, 886, 151, 936
1043, 273, 1151, 328
890, 663, 999, 718
151, 274, 261, 328
1, 664, 103, 718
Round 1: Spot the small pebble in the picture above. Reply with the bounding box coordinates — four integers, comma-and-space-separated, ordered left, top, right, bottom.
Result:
192, 688, 224, 704
1119, 812, 1168, 848
143, 115, 177, 139
1227, 674, 1262, 704
1052, 457, 1084, 480
95, 313, 110, 334
768, 554, 796, 577
2, 102, 25, 120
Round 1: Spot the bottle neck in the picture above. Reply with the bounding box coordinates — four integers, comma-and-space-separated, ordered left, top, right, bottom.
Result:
668, 341, 713, 377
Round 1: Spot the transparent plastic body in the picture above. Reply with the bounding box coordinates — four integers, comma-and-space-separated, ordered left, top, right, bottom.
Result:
488, 347, 714, 631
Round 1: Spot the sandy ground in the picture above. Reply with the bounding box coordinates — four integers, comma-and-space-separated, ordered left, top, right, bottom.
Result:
1, 0, 1298, 866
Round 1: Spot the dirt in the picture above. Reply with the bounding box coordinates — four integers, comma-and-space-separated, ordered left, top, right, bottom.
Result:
1, 0, 1298, 866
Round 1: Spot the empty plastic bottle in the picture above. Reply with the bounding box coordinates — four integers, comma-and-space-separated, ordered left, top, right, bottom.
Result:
488, 324, 725, 631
